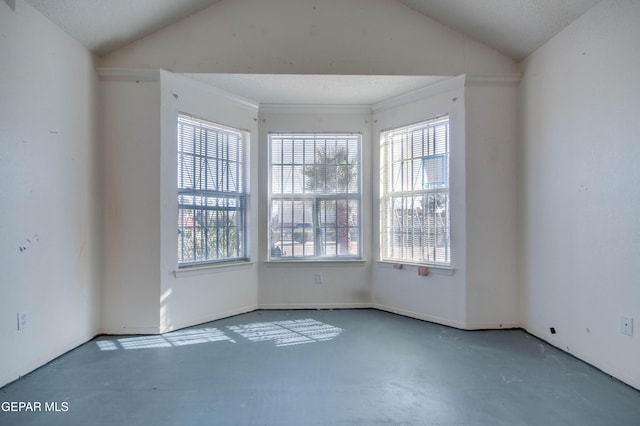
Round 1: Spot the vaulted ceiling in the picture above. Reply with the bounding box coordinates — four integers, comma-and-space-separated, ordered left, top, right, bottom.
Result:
25, 0, 600, 61
20, 0, 601, 104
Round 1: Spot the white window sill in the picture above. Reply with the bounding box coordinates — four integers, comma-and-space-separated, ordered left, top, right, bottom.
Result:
264, 259, 367, 267
376, 260, 455, 275
174, 260, 254, 278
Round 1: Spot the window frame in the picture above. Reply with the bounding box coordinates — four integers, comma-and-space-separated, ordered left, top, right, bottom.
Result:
268, 132, 363, 261
379, 115, 451, 267
177, 113, 249, 267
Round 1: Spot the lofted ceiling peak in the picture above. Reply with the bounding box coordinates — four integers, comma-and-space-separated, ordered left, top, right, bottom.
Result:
24, 0, 223, 56
24, 0, 601, 61
398, 0, 601, 60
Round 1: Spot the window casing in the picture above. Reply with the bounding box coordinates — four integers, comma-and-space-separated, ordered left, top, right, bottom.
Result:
177, 114, 248, 266
269, 133, 362, 260
380, 116, 450, 266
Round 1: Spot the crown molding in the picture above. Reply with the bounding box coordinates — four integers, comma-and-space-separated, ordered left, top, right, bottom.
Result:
96, 71, 521, 111
464, 74, 522, 87
372, 73, 521, 112
259, 104, 371, 114
96, 68, 161, 82
170, 72, 259, 110
96, 69, 260, 110
372, 75, 465, 112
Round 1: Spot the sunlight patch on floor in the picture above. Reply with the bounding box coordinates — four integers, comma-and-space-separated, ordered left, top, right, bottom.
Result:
96, 319, 342, 350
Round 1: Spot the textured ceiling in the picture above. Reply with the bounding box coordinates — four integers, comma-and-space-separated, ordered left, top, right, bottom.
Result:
22, 0, 600, 104
398, 0, 601, 60
24, 0, 221, 56
24, 0, 600, 60
186, 74, 449, 105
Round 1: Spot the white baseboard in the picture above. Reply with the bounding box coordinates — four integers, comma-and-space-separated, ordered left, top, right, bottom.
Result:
464, 321, 521, 330
258, 302, 371, 310
372, 303, 467, 329
0, 331, 98, 388
97, 305, 260, 335
97, 325, 161, 335
159, 304, 259, 333
524, 327, 640, 391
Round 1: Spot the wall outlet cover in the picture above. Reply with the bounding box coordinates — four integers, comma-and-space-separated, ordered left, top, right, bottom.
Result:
17, 312, 28, 330
621, 316, 633, 336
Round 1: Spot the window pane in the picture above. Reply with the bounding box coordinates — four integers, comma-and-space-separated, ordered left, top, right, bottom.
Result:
270, 199, 315, 257
269, 133, 361, 259
271, 166, 282, 194
380, 116, 450, 265
177, 114, 248, 265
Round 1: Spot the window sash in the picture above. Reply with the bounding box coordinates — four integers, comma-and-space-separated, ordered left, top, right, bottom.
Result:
380, 116, 450, 265
178, 114, 248, 265
269, 133, 362, 260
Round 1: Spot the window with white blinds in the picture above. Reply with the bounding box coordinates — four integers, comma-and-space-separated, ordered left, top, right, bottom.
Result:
380, 115, 450, 266
177, 114, 248, 266
269, 133, 361, 260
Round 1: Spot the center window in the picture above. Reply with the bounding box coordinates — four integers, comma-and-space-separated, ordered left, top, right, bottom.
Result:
269, 132, 362, 260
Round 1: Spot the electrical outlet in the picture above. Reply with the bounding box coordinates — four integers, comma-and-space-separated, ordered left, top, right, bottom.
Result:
621, 316, 633, 336
314, 272, 324, 284
17, 312, 28, 331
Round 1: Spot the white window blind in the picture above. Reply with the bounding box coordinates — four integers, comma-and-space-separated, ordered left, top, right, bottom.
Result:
177, 114, 248, 266
269, 133, 362, 259
380, 115, 450, 265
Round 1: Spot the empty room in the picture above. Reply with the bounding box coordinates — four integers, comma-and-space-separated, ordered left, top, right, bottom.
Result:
1, 0, 639, 424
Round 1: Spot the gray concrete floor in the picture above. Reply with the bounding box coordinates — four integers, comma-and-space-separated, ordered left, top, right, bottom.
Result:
1, 309, 639, 425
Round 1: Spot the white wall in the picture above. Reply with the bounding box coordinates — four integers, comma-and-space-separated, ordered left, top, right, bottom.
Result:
5, 0, 637, 395
99, 71, 261, 334
99, 75, 162, 334
0, 0, 524, 389
465, 83, 520, 328
371, 76, 520, 330
257, 106, 373, 309
99, 0, 517, 76
372, 78, 468, 328
95, 0, 520, 325
520, 0, 640, 389
97, 69, 520, 328
0, 0, 101, 387
159, 72, 259, 332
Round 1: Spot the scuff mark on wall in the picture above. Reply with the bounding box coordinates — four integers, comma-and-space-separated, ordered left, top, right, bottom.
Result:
18, 234, 40, 253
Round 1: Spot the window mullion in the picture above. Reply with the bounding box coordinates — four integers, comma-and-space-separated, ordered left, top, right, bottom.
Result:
203, 130, 210, 261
